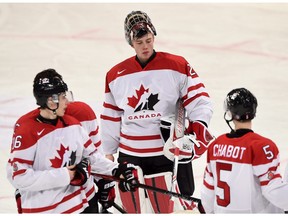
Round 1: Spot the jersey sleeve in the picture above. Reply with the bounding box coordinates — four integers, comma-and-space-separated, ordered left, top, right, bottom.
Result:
180, 61, 213, 125
253, 139, 288, 209
89, 150, 118, 176
284, 162, 288, 183
201, 140, 216, 213
65, 101, 104, 154
100, 73, 123, 155
78, 125, 118, 176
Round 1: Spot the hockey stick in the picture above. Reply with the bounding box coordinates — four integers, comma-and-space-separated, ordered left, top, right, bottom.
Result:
169, 99, 185, 212
91, 173, 202, 204
112, 202, 127, 214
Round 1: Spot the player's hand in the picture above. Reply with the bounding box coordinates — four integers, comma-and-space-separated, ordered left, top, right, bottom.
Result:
113, 163, 139, 192
67, 165, 76, 180
96, 179, 115, 209
69, 158, 91, 186
105, 154, 115, 162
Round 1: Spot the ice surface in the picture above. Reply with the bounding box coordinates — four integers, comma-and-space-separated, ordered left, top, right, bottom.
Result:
1, 3, 288, 213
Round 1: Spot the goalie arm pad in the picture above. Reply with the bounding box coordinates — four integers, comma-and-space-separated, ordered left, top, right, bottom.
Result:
186, 121, 214, 158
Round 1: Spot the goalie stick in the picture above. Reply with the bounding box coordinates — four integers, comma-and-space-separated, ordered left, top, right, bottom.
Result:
169, 99, 186, 212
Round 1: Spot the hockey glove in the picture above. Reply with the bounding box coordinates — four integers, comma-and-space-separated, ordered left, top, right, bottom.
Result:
113, 162, 139, 192
70, 158, 91, 186
186, 121, 214, 159
160, 115, 195, 163
96, 179, 116, 209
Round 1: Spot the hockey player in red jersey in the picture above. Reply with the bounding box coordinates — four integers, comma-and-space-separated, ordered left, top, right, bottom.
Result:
201, 87, 288, 213
66, 101, 117, 212
100, 11, 213, 213
13, 101, 115, 213
6, 69, 138, 213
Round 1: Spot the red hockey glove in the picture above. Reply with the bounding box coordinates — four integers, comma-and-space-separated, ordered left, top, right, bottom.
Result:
186, 121, 214, 159
96, 179, 115, 209
70, 158, 91, 186
113, 162, 139, 192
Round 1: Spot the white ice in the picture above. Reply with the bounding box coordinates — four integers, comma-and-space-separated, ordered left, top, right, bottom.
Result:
1, 3, 288, 213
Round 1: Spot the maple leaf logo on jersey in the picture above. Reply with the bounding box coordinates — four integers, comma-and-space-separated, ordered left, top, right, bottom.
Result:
127, 84, 159, 112
50, 144, 76, 168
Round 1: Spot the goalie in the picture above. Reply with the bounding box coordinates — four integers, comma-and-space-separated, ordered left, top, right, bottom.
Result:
100, 10, 214, 213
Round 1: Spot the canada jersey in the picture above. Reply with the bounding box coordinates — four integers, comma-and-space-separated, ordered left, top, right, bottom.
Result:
201, 131, 288, 213
101, 52, 212, 157
66, 101, 103, 153
6, 108, 117, 213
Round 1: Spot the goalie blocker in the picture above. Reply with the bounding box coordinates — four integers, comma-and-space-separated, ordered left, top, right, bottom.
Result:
160, 116, 214, 163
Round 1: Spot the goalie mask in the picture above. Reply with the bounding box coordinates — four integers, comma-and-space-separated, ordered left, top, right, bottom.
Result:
124, 10, 157, 46
33, 69, 71, 108
224, 87, 258, 122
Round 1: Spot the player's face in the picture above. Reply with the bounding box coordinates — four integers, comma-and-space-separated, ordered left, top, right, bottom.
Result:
46, 92, 69, 117
132, 32, 154, 63
55, 92, 69, 116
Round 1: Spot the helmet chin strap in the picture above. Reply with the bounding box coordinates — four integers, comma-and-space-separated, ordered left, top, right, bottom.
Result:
46, 103, 59, 116
224, 111, 235, 133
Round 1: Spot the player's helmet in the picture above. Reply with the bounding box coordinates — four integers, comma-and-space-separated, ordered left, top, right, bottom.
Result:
33, 69, 68, 107
124, 10, 157, 46
224, 87, 258, 121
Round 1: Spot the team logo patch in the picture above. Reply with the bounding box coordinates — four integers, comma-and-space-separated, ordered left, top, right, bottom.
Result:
267, 171, 274, 180
13, 163, 18, 172
127, 84, 159, 112
127, 84, 161, 121
50, 144, 76, 168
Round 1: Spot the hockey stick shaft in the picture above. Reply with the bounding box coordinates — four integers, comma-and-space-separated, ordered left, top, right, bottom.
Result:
92, 173, 201, 203
169, 100, 185, 211
112, 202, 127, 214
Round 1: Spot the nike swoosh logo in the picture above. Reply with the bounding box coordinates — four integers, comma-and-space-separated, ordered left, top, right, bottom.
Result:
117, 69, 126, 75
37, 129, 45, 136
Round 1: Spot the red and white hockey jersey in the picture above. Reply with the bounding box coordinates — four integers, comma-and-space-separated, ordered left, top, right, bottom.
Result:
66, 101, 103, 153
201, 130, 288, 213
100, 52, 213, 157
6, 104, 118, 213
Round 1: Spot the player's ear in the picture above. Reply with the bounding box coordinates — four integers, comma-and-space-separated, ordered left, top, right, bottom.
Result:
46, 97, 56, 109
